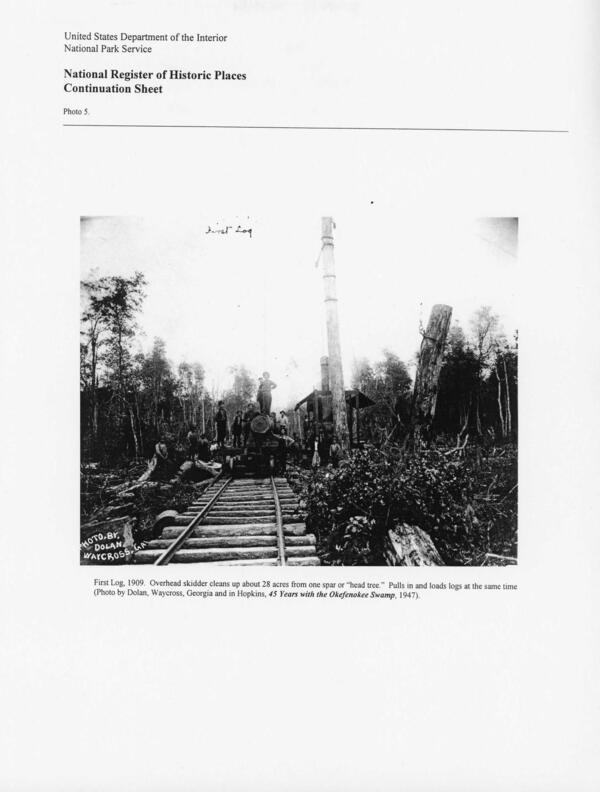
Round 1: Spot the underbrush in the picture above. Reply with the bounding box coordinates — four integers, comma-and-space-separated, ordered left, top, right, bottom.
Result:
293, 444, 517, 566
80, 462, 208, 545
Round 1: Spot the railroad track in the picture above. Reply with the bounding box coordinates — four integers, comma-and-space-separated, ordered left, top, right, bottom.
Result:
133, 476, 320, 566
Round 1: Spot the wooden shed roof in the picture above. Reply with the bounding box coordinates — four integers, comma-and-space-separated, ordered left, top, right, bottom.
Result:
294, 388, 375, 411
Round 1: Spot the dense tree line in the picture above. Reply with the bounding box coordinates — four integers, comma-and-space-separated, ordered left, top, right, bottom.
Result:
81, 269, 517, 465
80, 272, 259, 464
434, 307, 517, 443
351, 305, 517, 446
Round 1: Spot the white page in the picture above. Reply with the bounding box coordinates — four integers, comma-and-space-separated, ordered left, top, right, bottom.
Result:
2, 2, 599, 790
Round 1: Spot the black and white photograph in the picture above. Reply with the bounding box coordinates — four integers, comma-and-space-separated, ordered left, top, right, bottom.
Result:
7, 0, 600, 789
80, 213, 518, 567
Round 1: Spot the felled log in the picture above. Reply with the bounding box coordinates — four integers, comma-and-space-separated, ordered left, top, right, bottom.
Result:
385, 523, 444, 566
179, 460, 220, 481
137, 457, 156, 482
100, 503, 134, 518
481, 553, 517, 566
112, 479, 161, 496
151, 509, 179, 538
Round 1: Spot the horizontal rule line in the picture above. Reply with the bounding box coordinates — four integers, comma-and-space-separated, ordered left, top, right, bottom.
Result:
62, 123, 568, 133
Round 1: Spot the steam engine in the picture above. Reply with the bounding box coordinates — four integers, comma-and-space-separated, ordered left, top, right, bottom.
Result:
224, 413, 283, 475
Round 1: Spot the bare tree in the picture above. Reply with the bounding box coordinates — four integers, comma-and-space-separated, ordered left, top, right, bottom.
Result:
469, 306, 503, 436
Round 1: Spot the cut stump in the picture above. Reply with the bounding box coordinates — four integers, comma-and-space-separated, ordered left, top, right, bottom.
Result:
385, 523, 444, 566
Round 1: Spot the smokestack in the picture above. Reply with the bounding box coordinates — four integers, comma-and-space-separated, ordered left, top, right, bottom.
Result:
320, 356, 330, 391
321, 217, 349, 449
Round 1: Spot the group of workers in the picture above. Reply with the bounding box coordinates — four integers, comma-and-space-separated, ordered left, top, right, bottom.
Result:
212, 405, 291, 448
211, 371, 278, 447
153, 370, 343, 472
153, 428, 211, 472
156, 417, 342, 470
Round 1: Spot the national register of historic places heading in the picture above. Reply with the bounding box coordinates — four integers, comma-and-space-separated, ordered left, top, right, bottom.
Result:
63, 68, 247, 94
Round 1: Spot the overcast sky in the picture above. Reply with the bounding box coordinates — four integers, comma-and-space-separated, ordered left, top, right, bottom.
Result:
81, 213, 517, 410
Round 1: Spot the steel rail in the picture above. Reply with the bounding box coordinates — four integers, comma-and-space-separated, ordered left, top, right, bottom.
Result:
270, 476, 286, 566
153, 474, 231, 566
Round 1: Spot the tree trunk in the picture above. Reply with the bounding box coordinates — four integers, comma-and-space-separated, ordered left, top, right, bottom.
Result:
128, 405, 140, 459
135, 394, 144, 458
503, 355, 512, 437
116, 326, 124, 427
410, 304, 453, 440
321, 218, 350, 450
90, 331, 98, 440
496, 361, 506, 438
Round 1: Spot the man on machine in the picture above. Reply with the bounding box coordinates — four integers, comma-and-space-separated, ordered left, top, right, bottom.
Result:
257, 371, 277, 415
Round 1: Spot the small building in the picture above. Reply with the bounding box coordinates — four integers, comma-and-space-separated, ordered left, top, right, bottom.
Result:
294, 387, 375, 448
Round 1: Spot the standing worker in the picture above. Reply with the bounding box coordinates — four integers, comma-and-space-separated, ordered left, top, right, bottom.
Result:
256, 378, 264, 413
153, 435, 170, 475
242, 402, 256, 445
329, 435, 342, 468
232, 411, 243, 448
215, 401, 228, 448
186, 424, 199, 460
257, 371, 277, 415
277, 428, 294, 474
279, 411, 289, 433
